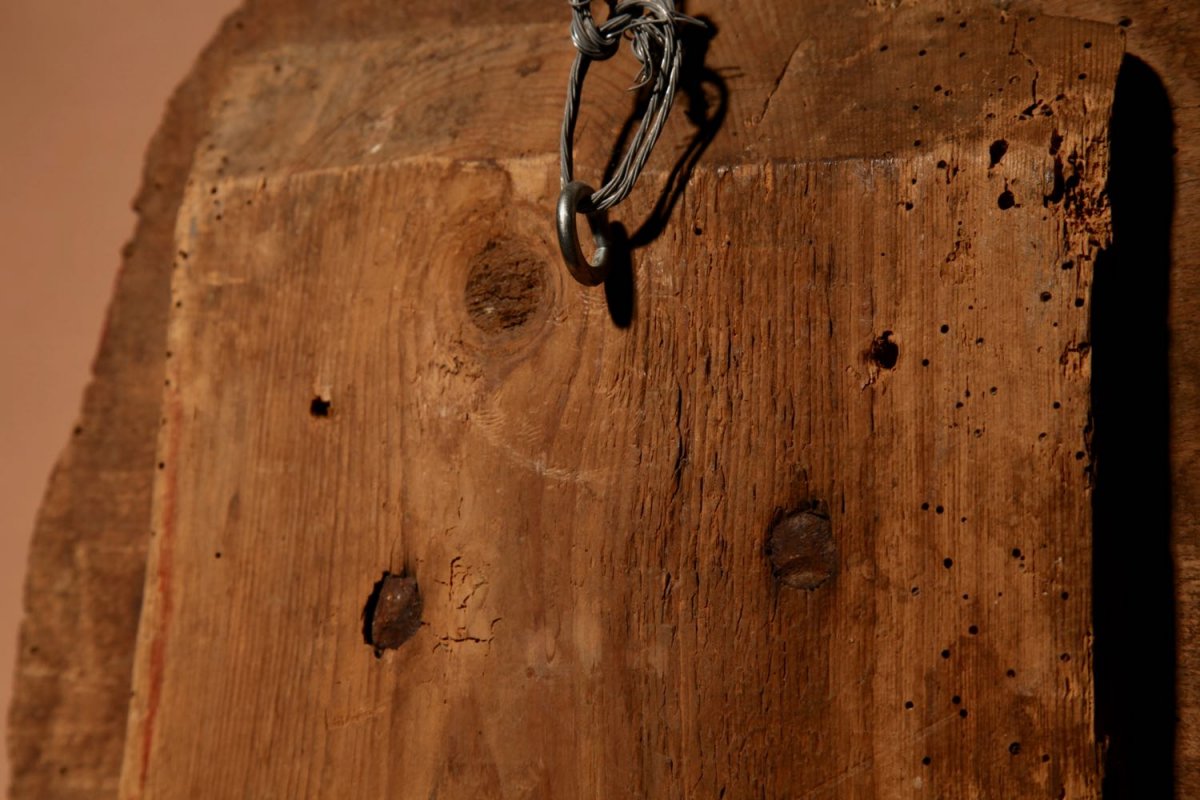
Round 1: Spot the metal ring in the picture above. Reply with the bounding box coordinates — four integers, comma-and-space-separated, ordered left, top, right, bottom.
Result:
556, 181, 611, 286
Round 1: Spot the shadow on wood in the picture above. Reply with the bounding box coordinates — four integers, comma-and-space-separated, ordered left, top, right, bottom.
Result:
1092, 53, 1176, 798
601, 13, 728, 330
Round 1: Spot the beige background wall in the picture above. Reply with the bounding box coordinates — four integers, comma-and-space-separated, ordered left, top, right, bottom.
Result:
0, 0, 239, 789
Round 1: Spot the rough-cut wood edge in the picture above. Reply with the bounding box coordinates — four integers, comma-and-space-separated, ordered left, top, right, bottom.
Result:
1019, 4, 1197, 796
4, 10, 250, 798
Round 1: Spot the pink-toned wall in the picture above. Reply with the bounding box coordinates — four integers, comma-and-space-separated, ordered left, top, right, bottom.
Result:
0, 1, 240, 789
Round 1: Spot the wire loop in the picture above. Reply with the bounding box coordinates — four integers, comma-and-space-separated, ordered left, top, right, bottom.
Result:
558, 1, 703, 284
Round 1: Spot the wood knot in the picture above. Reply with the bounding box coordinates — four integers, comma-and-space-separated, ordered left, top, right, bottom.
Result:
364, 573, 422, 655
766, 508, 837, 590
464, 239, 547, 334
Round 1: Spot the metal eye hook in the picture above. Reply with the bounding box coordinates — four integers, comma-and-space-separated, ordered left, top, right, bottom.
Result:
556, 181, 611, 286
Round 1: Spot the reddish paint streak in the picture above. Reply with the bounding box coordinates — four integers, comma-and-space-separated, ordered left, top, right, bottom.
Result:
136, 389, 181, 796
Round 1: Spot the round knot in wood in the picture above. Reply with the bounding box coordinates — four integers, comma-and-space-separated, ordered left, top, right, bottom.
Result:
464, 239, 547, 334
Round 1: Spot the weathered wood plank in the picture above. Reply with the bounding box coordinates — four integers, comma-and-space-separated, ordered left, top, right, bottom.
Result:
116, 4, 1120, 798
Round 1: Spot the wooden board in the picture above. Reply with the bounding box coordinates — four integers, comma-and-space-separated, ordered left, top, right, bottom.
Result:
114, 4, 1121, 798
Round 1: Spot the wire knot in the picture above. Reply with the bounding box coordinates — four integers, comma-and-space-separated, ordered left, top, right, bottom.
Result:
568, 0, 621, 61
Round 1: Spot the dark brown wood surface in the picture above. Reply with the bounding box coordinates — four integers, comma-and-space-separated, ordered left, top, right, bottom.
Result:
14, 0, 1200, 797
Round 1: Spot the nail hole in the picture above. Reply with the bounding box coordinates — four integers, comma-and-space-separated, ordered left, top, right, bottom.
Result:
310, 397, 331, 417
989, 139, 1009, 167
363, 572, 423, 656
766, 507, 837, 590
868, 331, 897, 369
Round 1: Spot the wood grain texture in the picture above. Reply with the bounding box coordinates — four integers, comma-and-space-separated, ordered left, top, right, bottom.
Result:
114, 3, 1121, 798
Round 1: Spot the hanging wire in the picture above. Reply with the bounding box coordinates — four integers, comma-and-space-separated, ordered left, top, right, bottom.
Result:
560, 0, 703, 213
557, 1, 703, 285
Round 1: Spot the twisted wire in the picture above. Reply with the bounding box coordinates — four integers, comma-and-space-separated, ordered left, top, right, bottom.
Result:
561, 0, 702, 213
